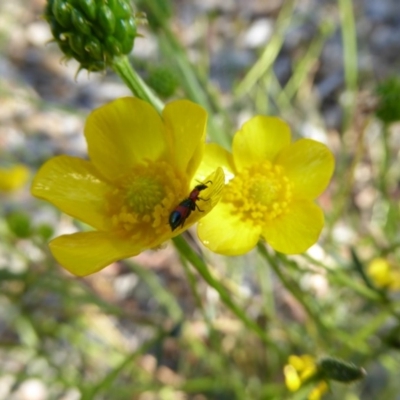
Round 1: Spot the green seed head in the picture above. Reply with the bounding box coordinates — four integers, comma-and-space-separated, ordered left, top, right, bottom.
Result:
44, 0, 138, 72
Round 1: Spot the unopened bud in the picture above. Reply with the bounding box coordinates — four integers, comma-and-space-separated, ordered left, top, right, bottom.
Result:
318, 358, 366, 383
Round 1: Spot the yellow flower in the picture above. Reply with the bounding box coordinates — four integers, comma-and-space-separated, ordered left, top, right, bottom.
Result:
284, 355, 328, 400
197, 116, 335, 255
308, 381, 329, 400
288, 354, 318, 383
31, 98, 224, 276
367, 258, 400, 291
0, 164, 30, 192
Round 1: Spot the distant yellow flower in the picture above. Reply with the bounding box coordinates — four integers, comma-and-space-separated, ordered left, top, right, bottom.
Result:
367, 258, 400, 291
284, 355, 328, 400
308, 381, 329, 400
197, 116, 334, 255
31, 98, 224, 276
0, 164, 30, 192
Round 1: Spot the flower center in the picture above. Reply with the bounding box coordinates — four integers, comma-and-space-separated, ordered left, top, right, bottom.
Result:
125, 176, 165, 214
223, 161, 292, 225
106, 161, 186, 240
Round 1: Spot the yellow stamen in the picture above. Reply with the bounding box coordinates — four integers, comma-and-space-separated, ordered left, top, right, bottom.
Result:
223, 161, 292, 225
106, 161, 186, 239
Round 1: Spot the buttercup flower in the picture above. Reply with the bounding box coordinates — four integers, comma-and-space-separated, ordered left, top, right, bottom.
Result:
0, 164, 30, 192
367, 257, 400, 291
284, 355, 329, 400
31, 98, 224, 276
197, 116, 334, 255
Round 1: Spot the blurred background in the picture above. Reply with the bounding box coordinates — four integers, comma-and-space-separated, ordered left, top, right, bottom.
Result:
1, 0, 400, 399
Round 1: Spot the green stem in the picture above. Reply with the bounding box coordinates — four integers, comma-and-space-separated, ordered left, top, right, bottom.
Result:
112, 56, 164, 113
81, 328, 170, 400
172, 236, 280, 352
235, 0, 295, 97
380, 122, 390, 196
143, 0, 231, 146
258, 244, 330, 337
302, 253, 382, 302
338, 0, 358, 130
157, 32, 230, 147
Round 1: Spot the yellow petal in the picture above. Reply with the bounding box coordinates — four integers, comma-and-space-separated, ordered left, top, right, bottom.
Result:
301, 365, 318, 381
31, 155, 111, 230
186, 142, 205, 185
300, 355, 317, 369
85, 97, 166, 181
233, 116, 291, 171
195, 143, 236, 185
308, 381, 329, 400
0, 164, 29, 192
289, 355, 306, 371
389, 270, 400, 290
308, 387, 322, 400
284, 365, 301, 392
367, 258, 392, 287
162, 100, 207, 178
49, 231, 142, 276
262, 200, 324, 254
169, 167, 225, 236
276, 139, 335, 200
197, 202, 261, 255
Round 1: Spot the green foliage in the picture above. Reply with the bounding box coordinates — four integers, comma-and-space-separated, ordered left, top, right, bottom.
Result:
6, 211, 32, 238
375, 77, 400, 123
36, 223, 55, 241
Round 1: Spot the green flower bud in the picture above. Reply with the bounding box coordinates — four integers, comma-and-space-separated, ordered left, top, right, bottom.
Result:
147, 66, 179, 98
44, 0, 139, 72
318, 358, 366, 383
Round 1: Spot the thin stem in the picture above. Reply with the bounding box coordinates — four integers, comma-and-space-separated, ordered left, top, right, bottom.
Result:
380, 122, 391, 196
172, 236, 281, 353
157, 31, 231, 147
143, 0, 231, 146
257, 244, 330, 337
112, 56, 164, 113
338, 0, 358, 129
235, 0, 295, 97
